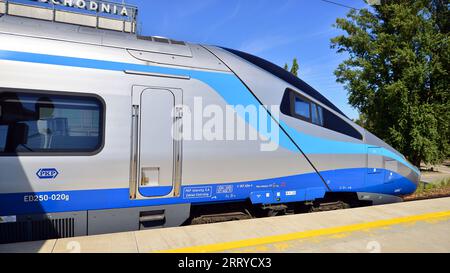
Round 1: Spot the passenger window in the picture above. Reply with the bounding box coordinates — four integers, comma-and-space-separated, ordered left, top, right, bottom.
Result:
0, 90, 104, 155
294, 96, 311, 119
0, 125, 7, 152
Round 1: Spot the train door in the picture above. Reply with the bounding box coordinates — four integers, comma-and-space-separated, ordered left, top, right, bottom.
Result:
367, 147, 386, 185
130, 86, 183, 200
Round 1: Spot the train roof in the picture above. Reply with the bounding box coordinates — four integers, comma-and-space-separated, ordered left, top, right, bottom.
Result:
0, 14, 233, 72
0, 15, 192, 57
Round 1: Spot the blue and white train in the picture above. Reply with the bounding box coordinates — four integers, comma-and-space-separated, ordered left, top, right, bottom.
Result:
0, 0, 420, 243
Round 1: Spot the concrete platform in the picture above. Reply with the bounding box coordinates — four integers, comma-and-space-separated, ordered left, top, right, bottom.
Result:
1, 198, 450, 253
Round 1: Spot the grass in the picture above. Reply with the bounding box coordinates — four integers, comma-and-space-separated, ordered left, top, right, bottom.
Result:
405, 177, 450, 200
416, 177, 450, 194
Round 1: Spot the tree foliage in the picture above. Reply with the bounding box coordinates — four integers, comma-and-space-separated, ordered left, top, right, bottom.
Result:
331, 0, 449, 167
284, 58, 300, 76
290, 58, 300, 76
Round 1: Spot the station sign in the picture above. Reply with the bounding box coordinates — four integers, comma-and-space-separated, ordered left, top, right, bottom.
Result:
33, 0, 131, 17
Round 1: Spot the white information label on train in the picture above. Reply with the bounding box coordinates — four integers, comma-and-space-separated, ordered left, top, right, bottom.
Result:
286, 191, 297, 196
183, 187, 213, 199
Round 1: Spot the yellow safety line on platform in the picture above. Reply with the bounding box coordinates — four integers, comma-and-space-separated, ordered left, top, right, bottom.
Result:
159, 210, 450, 253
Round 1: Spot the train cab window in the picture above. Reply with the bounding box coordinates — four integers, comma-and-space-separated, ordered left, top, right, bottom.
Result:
311, 103, 324, 126
0, 90, 104, 155
294, 96, 311, 120
281, 89, 363, 140
222, 47, 348, 118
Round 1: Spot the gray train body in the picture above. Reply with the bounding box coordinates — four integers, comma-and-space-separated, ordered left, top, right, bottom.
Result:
0, 15, 420, 243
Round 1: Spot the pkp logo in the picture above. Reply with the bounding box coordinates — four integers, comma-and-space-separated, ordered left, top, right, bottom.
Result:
36, 168, 59, 180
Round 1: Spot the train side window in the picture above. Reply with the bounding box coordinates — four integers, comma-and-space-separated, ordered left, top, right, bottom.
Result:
311, 103, 324, 126
294, 96, 311, 120
0, 125, 7, 152
0, 90, 104, 156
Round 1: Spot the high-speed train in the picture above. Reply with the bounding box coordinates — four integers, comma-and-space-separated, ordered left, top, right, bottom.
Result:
0, 1, 420, 243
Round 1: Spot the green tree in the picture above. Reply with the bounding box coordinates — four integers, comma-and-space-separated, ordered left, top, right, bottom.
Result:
290, 58, 300, 77
354, 113, 371, 128
283, 59, 300, 76
331, 0, 449, 167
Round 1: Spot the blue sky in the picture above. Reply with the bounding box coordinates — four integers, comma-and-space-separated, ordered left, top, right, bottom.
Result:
123, 0, 372, 120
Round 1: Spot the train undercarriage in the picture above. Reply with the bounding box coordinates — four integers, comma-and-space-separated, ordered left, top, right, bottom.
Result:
187, 192, 373, 225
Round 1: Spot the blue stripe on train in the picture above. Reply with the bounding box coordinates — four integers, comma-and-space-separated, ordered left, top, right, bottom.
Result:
0, 49, 419, 175
0, 168, 417, 216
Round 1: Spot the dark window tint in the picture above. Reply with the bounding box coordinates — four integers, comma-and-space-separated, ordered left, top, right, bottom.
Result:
322, 110, 362, 140
0, 90, 104, 155
281, 89, 362, 140
222, 47, 348, 118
